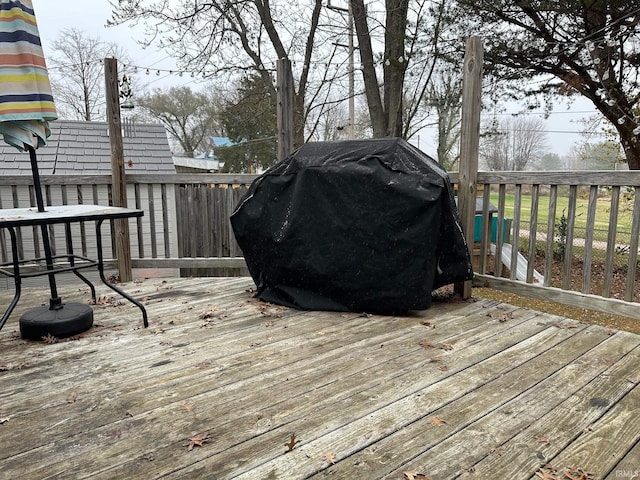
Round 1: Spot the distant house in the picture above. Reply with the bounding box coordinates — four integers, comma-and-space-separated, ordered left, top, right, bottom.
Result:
211, 136, 233, 149
173, 155, 223, 173
172, 136, 234, 173
0, 119, 176, 175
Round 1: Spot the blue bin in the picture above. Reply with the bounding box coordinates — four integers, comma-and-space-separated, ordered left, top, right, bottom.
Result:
474, 216, 509, 243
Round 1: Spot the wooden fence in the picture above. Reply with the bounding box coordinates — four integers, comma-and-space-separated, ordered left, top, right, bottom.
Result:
1, 171, 639, 319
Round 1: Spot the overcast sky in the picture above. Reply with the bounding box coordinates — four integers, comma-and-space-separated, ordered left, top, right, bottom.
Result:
32, 0, 192, 90
31, 0, 600, 157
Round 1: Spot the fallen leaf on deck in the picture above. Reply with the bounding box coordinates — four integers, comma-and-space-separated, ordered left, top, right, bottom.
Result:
534, 465, 558, 480
106, 429, 122, 439
487, 311, 514, 322
552, 322, 579, 329
403, 472, 431, 480
199, 306, 218, 319
428, 416, 447, 426
184, 432, 210, 451
93, 295, 121, 307
322, 452, 336, 464
67, 392, 78, 403
42, 334, 58, 344
420, 342, 454, 351
563, 465, 594, 480
284, 433, 300, 452
489, 446, 504, 455
535, 434, 551, 445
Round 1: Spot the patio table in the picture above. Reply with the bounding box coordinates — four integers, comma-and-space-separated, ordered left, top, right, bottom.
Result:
0, 204, 148, 332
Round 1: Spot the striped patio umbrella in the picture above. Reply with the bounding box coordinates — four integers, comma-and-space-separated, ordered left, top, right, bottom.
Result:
0, 0, 84, 336
0, 0, 56, 213
0, 0, 56, 151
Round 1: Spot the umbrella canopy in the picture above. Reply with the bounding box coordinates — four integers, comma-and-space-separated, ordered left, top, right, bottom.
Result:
0, 0, 56, 151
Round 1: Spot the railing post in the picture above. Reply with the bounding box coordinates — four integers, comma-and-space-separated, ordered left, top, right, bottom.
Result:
105, 57, 133, 282
455, 36, 483, 298
276, 58, 295, 161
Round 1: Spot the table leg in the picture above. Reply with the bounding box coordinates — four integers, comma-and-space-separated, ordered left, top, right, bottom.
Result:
64, 222, 96, 300
95, 219, 148, 327
0, 227, 22, 331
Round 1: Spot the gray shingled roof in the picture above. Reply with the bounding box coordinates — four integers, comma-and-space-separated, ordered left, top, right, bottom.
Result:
0, 120, 176, 175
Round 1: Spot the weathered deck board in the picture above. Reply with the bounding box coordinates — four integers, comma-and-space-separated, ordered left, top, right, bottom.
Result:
1, 277, 639, 479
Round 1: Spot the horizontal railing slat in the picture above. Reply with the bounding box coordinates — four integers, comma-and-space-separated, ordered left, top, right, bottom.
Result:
0, 171, 638, 321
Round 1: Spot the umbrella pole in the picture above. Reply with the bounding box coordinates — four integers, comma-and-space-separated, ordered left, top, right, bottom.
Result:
27, 145, 62, 310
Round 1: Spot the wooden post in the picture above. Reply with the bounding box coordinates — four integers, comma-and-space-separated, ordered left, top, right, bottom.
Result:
277, 58, 294, 160
455, 36, 483, 299
104, 57, 133, 282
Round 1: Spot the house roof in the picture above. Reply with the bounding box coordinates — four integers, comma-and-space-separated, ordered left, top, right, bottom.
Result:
173, 156, 222, 171
0, 120, 176, 175
211, 136, 233, 147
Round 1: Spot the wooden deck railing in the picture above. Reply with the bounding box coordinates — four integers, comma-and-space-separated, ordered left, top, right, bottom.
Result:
1, 171, 639, 319
462, 170, 640, 320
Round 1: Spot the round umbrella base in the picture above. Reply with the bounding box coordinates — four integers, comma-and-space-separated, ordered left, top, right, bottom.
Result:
20, 303, 94, 340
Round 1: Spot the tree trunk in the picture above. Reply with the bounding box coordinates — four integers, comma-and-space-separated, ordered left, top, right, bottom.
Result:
383, 0, 409, 138
351, 0, 386, 137
621, 126, 640, 170
84, 84, 91, 121
293, 92, 305, 149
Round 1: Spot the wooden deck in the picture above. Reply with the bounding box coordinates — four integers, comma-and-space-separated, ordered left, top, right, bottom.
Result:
1, 277, 639, 479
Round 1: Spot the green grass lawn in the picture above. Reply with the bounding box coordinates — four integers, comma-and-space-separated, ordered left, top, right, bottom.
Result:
488, 191, 635, 235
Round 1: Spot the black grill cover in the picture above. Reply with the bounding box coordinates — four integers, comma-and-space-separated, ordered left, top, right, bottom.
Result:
230, 138, 473, 313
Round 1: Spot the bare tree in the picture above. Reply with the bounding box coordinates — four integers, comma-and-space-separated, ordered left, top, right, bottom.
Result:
426, 70, 463, 170
48, 28, 128, 121
137, 86, 222, 157
481, 116, 548, 171
455, 1, 640, 169
108, 0, 460, 143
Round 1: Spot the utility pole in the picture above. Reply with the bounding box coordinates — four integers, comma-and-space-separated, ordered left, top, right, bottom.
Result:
329, 0, 355, 139
347, 0, 355, 139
